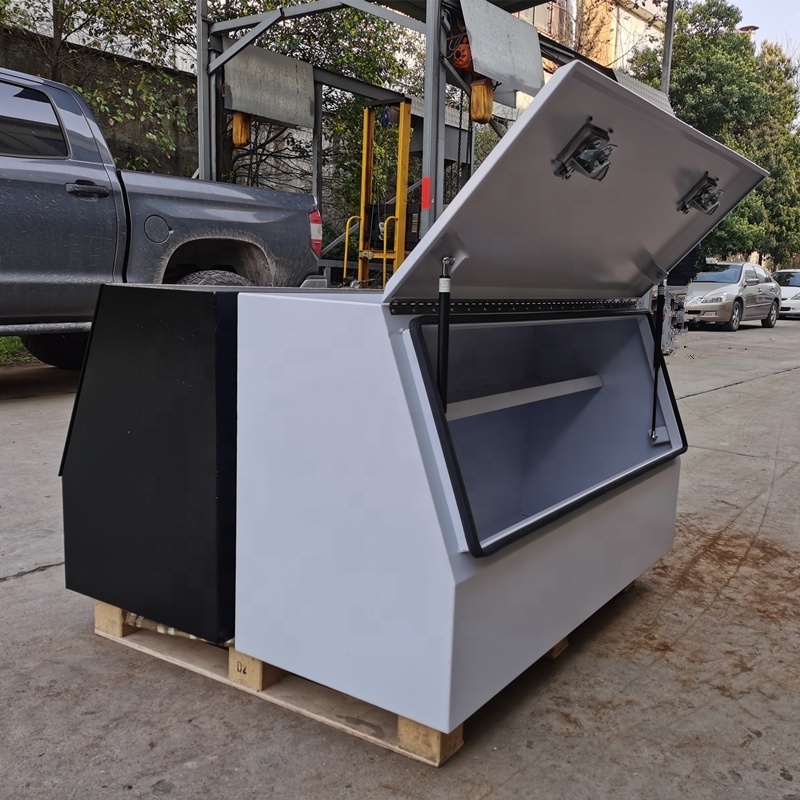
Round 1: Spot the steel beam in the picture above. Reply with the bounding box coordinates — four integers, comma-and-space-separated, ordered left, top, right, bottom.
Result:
211, 12, 283, 34
312, 67, 407, 103
198, 0, 446, 197
210, 0, 425, 36
343, 0, 426, 33
208, 10, 283, 74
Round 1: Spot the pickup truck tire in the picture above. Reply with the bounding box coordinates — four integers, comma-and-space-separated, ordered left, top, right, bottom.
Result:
176, 270, 252, 286
20, 332, 88, 370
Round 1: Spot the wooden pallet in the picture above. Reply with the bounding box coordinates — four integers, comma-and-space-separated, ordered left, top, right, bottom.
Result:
93, 601, 464, 766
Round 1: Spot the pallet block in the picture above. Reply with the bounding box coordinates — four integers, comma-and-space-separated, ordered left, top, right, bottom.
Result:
546, 637, 569, 661
94, 600, 136, 639
93, 601, 463, 766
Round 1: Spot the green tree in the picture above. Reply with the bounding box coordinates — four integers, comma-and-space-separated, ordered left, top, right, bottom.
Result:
628, 0, 800, 266
0, 0, 194, 171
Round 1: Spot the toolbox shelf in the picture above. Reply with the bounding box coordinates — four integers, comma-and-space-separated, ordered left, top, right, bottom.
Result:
445, 374, 603, 421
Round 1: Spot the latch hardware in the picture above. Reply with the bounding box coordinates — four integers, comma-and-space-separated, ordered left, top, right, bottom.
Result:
553, 118, 616, 182
678, 172, 723, 215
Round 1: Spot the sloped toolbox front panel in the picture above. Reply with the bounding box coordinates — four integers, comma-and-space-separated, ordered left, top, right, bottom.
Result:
62, 285, 238, 643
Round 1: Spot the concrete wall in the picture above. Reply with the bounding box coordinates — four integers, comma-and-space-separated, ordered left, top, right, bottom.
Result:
0, 26, 197, 176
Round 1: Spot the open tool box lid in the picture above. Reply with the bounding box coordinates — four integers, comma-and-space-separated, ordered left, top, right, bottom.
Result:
383, 60, 767, 307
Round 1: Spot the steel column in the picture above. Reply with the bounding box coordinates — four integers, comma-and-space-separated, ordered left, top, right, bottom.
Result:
421, 0, 444, 236
312, 81, 323, 210
196, 0, 212, 180
209, 34, 223, 181
661, 0, 677, 95
357, 107, 375, 284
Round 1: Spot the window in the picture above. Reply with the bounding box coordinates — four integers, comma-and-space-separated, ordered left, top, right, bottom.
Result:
0, 81, 68, 158
754, 266, 770, 283
773, 272, 800, 288
694, 264, 742, 283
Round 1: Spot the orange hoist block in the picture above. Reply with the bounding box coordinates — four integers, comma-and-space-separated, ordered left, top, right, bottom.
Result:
453, 38, 473, 72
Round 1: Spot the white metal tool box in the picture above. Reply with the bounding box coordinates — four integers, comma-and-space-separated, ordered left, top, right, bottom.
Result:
233, 61, 766, 733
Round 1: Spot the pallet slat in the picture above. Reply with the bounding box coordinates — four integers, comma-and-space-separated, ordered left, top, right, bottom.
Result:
94, 602, 463, 766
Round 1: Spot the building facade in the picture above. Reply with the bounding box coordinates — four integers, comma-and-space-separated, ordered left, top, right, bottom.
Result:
523, 0, 665, 69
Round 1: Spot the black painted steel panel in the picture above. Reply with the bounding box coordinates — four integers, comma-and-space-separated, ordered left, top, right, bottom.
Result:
62, 285, 238, 643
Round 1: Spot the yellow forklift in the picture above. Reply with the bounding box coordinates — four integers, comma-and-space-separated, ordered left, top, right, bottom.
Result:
343, 99, 412, 288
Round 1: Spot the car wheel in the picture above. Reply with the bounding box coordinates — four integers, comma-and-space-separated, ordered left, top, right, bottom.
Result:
20, 332, 89, 370
761, 300, 779, 328
176, 269, 251, 286
723, 300, 743, 332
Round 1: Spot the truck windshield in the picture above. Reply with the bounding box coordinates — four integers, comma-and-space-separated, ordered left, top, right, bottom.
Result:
694, 265, 742, 283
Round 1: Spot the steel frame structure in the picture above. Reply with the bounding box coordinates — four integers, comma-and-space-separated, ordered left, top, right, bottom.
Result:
196, 0, 676, 234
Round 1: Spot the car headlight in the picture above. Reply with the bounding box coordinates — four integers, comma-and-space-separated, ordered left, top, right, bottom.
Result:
789, 292, 800, 300
701, 295, 727, 304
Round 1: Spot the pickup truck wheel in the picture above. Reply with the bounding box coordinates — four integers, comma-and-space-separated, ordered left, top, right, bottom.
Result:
176, 269, 251, 286
20, 333, 89, 370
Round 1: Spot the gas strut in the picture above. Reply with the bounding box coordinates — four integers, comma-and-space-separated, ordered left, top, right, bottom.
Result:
650, 281, 666, 441
438, 256, 454, 412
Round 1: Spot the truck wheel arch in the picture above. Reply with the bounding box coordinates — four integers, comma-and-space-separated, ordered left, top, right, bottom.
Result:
161, 238, 274, 286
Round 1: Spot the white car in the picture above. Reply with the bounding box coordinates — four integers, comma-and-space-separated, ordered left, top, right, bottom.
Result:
772, 270, 800, 318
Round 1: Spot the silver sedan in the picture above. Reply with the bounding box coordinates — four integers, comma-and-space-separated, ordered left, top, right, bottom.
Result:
684, 261, 780, 331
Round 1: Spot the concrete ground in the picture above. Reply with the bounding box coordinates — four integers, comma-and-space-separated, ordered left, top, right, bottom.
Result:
1, 319, 799, 800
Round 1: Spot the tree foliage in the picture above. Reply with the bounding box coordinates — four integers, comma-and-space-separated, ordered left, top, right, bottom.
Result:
628, 0, 800, 266
0, 0, 423, 212
0, 0, 194, 171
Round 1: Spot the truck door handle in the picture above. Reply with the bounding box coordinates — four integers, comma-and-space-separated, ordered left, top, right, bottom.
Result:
65, 182, 110, 198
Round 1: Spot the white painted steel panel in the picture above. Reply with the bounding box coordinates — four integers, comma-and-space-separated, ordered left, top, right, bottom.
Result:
447, 460, 680, 729
235, 293, 685, 731
231, 56, 746, 732
236, 293, 457, 731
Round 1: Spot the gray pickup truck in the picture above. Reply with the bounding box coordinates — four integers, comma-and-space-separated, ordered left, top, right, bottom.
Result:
0, 67, 322, 368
